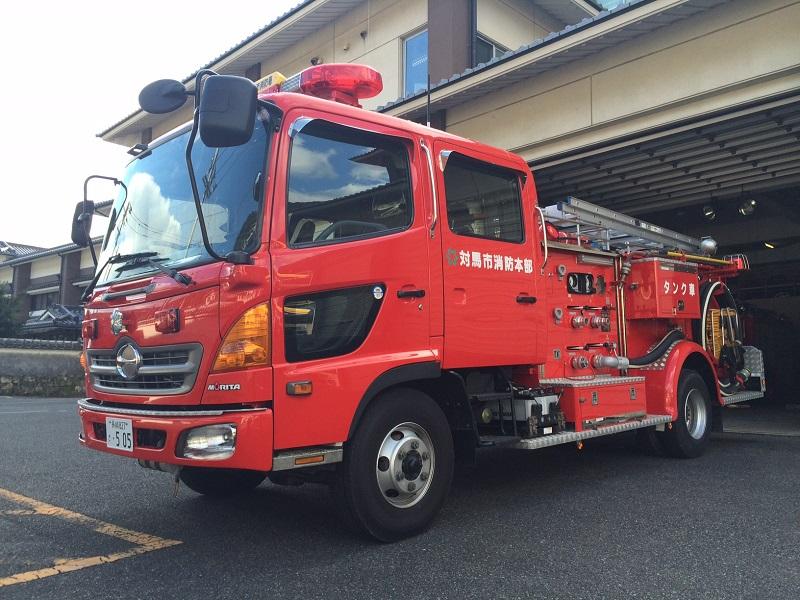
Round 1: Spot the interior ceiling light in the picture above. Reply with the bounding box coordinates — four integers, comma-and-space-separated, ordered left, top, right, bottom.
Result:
738, 199, 757, 216
764, 242, 775, 249
702, 205, 716, 221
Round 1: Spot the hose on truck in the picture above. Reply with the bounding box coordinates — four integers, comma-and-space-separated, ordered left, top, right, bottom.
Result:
693, 281, 746, 396
627, 329, 686, 368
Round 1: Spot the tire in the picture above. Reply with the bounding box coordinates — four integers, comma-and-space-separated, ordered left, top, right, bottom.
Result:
179, 467, 266, 496
662, 369, 712, 459
334, 387, 454, 542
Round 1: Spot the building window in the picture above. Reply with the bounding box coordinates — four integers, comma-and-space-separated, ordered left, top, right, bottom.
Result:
30, 291, 59, 312
403, 29, 428, 96
475, 35, 508, 66
443, 153, 524, 243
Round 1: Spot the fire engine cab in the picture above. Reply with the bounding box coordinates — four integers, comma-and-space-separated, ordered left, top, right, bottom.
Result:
72, 64, 765, 541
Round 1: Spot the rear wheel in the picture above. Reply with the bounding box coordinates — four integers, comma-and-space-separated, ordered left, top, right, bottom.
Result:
179, 467, 266, 496
334, 387, 454, 542
662, 369, 712, 458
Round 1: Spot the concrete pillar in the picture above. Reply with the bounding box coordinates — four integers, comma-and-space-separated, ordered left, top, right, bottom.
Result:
428, 0, 474, 85
60, 252, 82, 306
12, 263, 31, 315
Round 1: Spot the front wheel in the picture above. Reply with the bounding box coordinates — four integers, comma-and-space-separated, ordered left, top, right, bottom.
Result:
334, 387, 454, 542
179, 467, 266, 496
662, 369, 712, 458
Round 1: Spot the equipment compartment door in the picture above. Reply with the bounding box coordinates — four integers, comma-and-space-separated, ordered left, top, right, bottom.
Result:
435, 145, 541, 368
269, 114, 433, 449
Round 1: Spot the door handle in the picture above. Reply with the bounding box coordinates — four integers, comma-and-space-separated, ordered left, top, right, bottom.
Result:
516, 295, 537, 304
397, 289, 426, 299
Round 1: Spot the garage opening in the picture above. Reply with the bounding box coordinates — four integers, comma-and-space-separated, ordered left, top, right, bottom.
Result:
532, 96, 800, 408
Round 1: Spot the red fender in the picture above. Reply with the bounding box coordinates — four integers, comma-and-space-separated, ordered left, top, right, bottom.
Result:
642, 340, 721, 419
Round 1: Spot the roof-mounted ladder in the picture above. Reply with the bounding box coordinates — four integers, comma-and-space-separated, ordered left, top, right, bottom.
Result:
541, 196, 705, 254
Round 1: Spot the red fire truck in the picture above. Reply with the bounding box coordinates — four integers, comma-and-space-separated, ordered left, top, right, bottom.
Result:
72, 64, 765, 541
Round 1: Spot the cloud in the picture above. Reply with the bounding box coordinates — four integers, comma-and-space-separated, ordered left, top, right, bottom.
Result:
350, 162, 390, 185
289, 135, 337, 179
106, 172, 186, 256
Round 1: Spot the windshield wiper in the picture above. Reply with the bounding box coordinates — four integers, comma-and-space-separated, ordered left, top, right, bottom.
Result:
81, 252, 191, 302
81, 252, 157, 302
114, 254, 192, 286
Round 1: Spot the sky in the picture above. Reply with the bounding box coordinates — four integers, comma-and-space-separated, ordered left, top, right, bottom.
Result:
0, 0, 298, 248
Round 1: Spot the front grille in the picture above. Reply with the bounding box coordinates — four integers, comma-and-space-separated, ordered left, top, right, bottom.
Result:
96, 373, 185, 390
87, 342, 202, 396
92, 350, 191, 368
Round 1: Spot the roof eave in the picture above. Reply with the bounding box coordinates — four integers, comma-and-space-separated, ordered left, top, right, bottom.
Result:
379, 0, 668, 118
97, 0, 331, 142
1, 237, 103, 268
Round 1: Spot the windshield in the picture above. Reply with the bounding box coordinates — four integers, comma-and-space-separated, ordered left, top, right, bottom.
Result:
95, 108, 273, 285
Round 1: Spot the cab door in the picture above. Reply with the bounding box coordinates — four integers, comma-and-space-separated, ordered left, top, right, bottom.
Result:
269, 113, 433, 449
434, 144, 541, 368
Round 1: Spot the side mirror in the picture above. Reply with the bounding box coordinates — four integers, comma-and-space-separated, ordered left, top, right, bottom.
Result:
198, 75, 257, 147
139, 79, 189, 114
71, 201, 95, 247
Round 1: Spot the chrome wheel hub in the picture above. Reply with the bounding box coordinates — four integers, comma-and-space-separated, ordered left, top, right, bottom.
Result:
375, 422, 435, 508
684, 388, 708, 440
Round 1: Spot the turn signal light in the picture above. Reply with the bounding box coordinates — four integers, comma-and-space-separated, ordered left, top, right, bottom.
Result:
81, 319, 97, 340
79, 351, 88, 373
213, 304, 270, 372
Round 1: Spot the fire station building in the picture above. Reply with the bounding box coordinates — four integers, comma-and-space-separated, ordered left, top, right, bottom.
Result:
7, 0, 800, 383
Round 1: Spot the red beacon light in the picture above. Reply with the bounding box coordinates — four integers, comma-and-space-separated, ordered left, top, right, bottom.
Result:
257, 63, 383, 108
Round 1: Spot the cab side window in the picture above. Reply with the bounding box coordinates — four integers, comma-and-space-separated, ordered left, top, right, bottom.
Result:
443, 153, 524, 243
286, 121, 413, 247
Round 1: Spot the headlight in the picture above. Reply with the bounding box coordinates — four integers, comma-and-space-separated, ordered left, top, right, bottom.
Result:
178, 424, 237, 460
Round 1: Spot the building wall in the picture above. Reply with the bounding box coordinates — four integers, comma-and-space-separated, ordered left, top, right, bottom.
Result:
134, 0, 580, 143
79, 246, 100, 270
444, 0, 800, 160
0, 265, 12, 288
268, 0, 428, 109
476, 0, 561, 52
29, 255, 61, 280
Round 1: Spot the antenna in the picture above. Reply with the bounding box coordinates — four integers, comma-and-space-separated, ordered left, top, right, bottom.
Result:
426, 73, 431, 128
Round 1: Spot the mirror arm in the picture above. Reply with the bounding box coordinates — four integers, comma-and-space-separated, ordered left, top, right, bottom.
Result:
183, 70, 252, 266
191, 69, 217, 99
184, 108, 251, 265
185, 108, 226, 263
82, 174, 124, 266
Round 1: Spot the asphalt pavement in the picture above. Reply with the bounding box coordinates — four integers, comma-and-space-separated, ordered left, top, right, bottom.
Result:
1, 396, 798, 599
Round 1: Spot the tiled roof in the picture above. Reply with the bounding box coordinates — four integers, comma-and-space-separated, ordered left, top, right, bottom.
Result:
0, 241, 45, 258
1, 237, 103, 268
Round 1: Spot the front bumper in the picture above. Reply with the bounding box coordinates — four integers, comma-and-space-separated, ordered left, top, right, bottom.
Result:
78, 399, 273, 472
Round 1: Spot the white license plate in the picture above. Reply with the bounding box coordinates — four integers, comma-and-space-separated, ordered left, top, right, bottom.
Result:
106, 417, 134, 452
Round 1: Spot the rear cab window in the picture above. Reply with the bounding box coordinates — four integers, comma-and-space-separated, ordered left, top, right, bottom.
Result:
443, 153, 524, 244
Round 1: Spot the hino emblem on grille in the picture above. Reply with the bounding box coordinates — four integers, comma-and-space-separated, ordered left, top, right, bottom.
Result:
110, 308, 127, 336
116, 344, 143, 380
